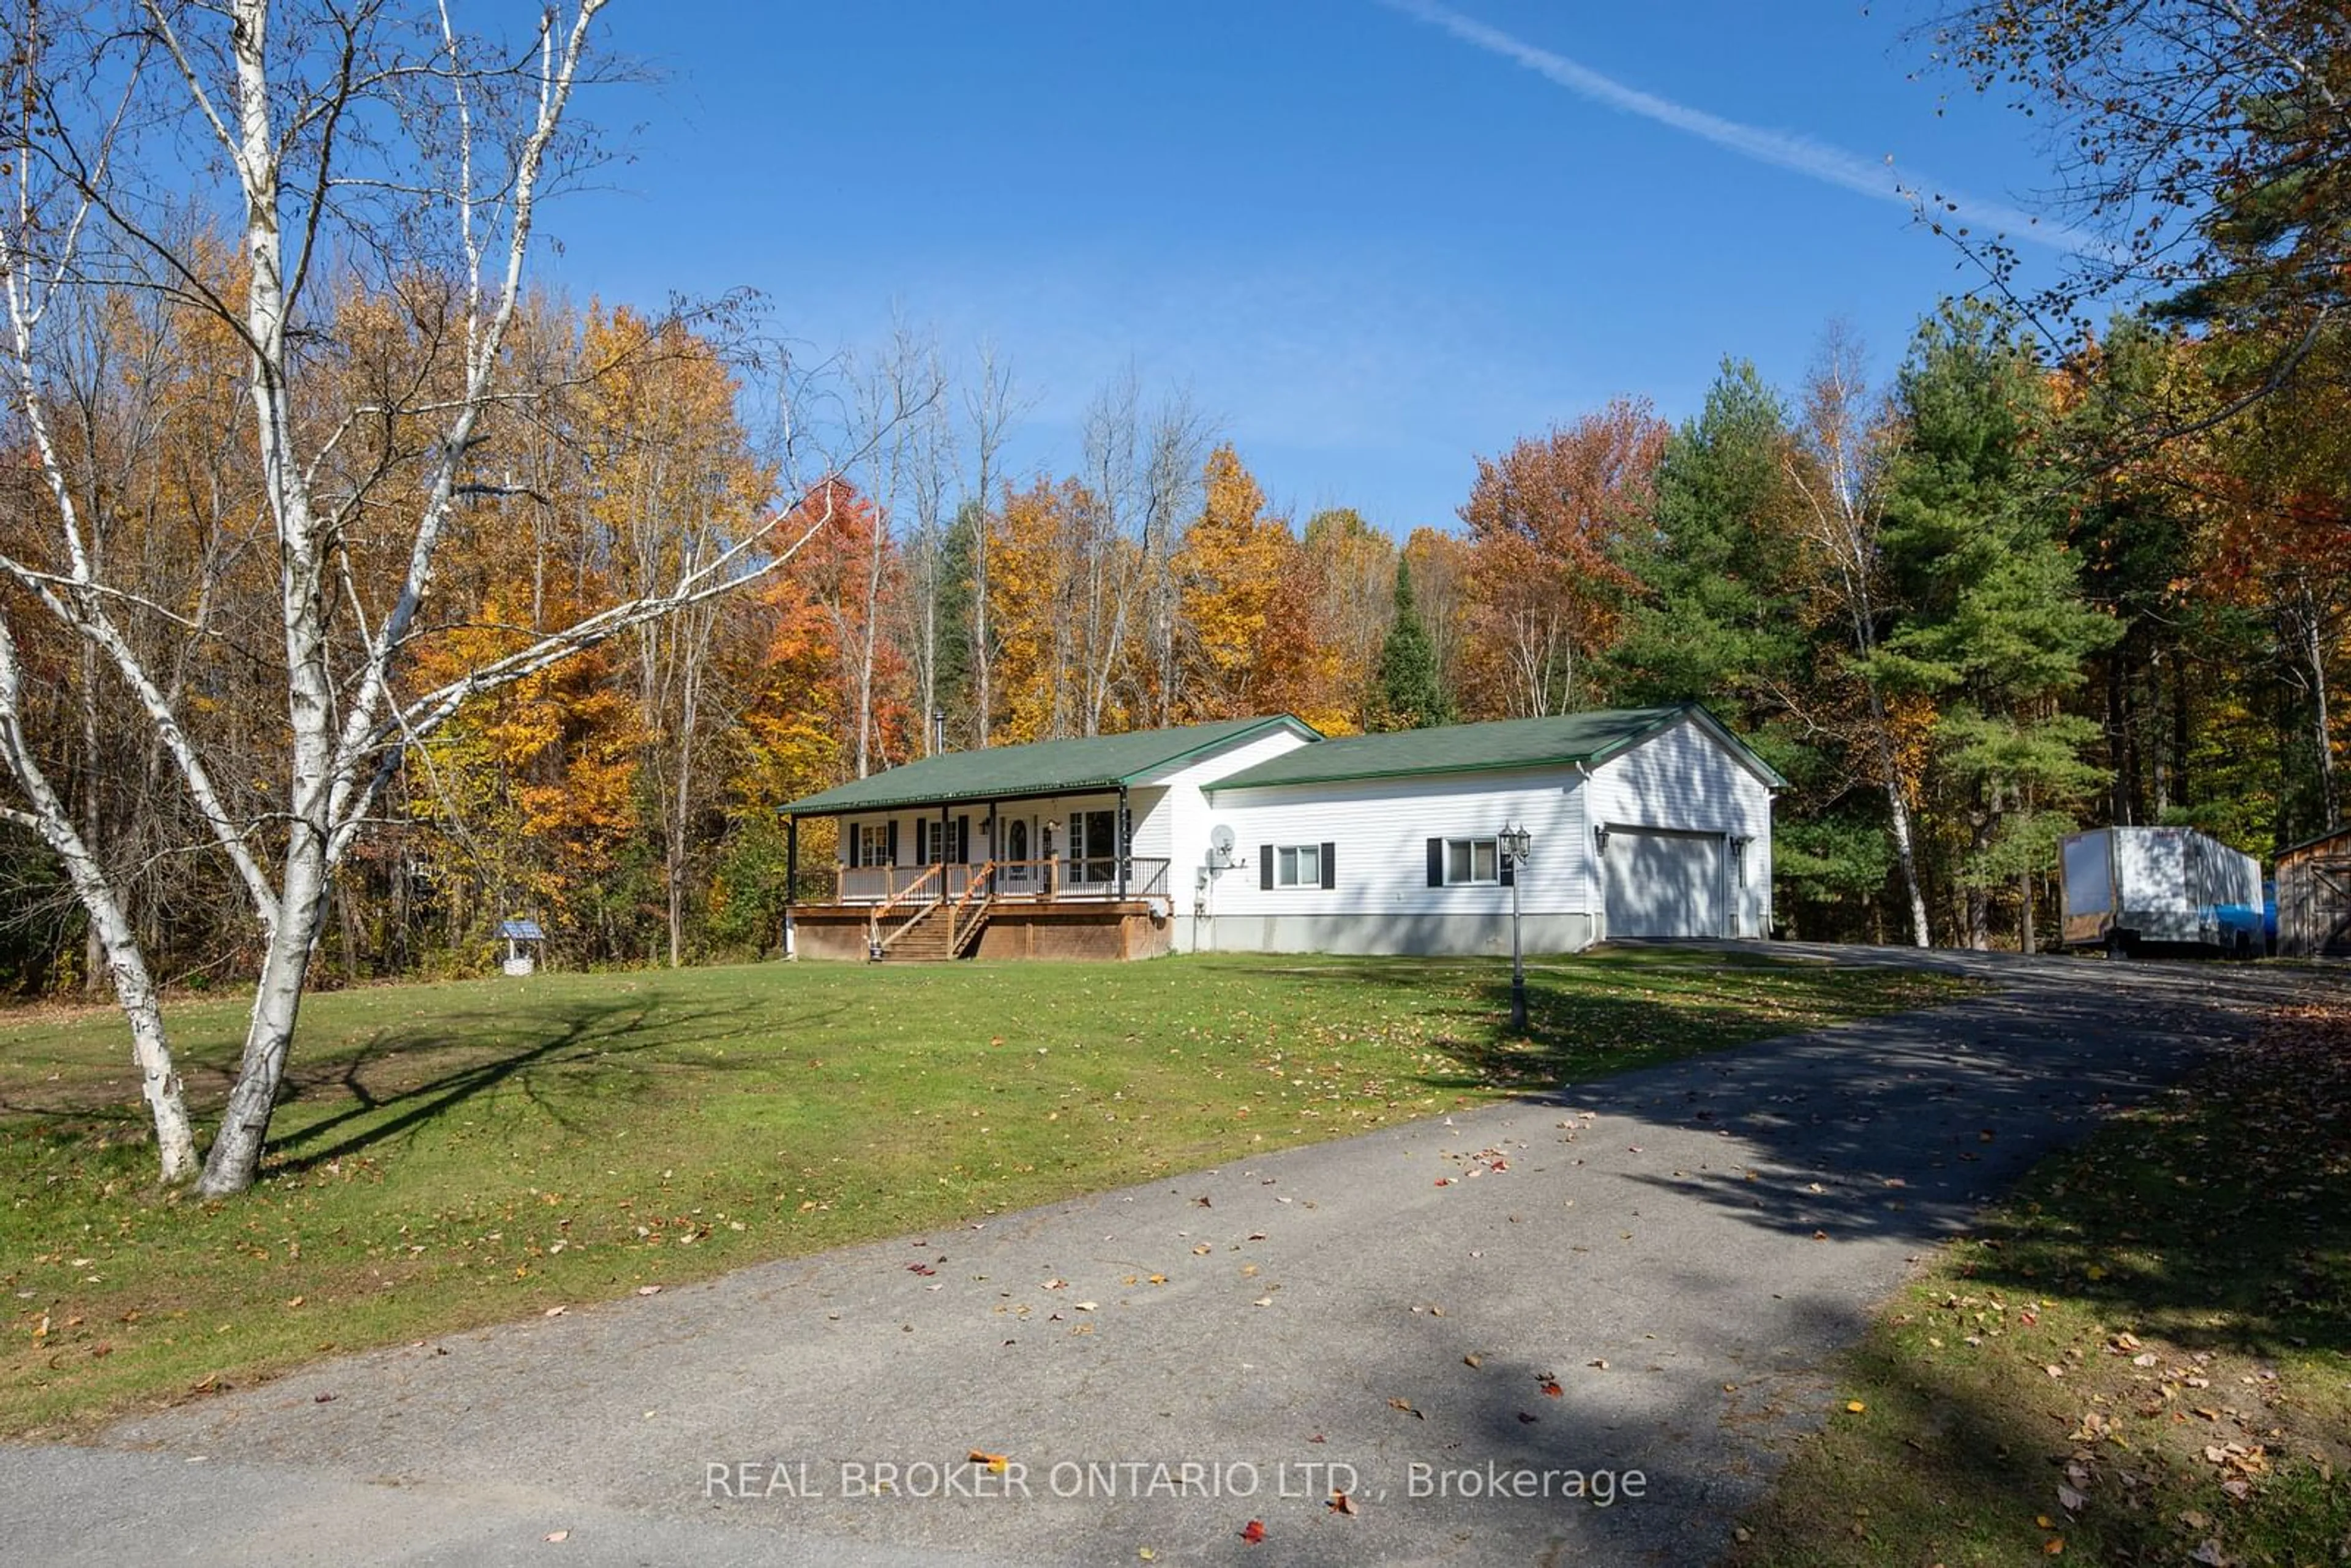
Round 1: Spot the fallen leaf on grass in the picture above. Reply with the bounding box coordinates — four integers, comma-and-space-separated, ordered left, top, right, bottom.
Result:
636, 1285, 662, 1296
1845, 1400, 1867, 1414
544, 1306, 568, 1318
2057, 1482, 2085, 1512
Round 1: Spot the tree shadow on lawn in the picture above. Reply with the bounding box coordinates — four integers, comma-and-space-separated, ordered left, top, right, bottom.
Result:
1202, 951, 1943, 1097
253, 993, 847, 1176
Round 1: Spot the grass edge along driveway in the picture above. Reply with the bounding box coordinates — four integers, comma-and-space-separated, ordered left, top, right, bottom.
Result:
2, 947, 1971, 1439
1724, 992, 2351, 1568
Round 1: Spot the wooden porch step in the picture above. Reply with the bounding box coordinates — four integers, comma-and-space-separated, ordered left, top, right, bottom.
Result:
874, 902, 959, 962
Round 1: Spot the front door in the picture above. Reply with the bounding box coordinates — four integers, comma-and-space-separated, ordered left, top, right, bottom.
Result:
1003, 817, 1033, 891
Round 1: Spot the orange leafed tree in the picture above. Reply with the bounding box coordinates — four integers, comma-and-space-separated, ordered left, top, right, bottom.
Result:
1172, 446, 1299, 722
746, 479, 912, 787
1458, 399, 1667, 718
988, 475, 1110, 743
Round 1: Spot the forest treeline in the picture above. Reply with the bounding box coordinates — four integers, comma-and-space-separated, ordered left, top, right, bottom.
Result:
7, 0, 2348, 997
7, 283, 2339, 986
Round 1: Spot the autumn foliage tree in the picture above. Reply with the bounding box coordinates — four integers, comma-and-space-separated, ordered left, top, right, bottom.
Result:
1458, 401, 1668, 718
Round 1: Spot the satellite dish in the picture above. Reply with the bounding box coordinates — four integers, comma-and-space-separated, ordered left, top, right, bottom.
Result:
1209, 824, 1236, 866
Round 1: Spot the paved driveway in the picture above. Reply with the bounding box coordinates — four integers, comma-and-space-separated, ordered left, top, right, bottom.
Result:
0, 950, 2314, 1566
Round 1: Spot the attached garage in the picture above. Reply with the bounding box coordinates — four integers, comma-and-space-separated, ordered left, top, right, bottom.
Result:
782, 702, 1779, 961
1602, 827, 1728, 938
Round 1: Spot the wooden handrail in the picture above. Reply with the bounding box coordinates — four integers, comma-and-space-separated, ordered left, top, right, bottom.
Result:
868, 863, 942, 955
869, 863, 942, 923
948, 860, 997, 955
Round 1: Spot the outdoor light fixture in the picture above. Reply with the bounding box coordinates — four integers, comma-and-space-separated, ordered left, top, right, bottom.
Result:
1594, 825, 1611, 853
1501, 824, 1533, 1032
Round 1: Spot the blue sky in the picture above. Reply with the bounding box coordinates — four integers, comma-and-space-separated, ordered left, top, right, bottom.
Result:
548, 2, 2069, 535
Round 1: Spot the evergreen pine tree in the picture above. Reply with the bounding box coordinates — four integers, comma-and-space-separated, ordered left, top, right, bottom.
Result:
1373, 558, 1451, 730
1876, 304, 2123, 948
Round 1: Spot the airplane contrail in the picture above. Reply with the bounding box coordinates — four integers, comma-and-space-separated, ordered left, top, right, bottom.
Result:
1379, 0, 2081, 253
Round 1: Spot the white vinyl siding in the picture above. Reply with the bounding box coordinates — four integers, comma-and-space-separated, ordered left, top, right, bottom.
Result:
1134, 726, 1316, 870
1206, 767, 1589, 921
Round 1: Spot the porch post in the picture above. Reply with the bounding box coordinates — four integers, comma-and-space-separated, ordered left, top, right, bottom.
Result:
986, 802, 999, 896
783, 814, 800, 959
1116, 785, 1130, 899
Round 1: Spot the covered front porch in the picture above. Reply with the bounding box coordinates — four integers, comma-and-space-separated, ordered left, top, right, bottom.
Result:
773, 716, 1318, 962
782, 790, 1175, 962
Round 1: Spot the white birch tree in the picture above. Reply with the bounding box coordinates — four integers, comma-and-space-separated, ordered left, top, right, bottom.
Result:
0, 0, 842, 1193
1784, 328, 1935, 948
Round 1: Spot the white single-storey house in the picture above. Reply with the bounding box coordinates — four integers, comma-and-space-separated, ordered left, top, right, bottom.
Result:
775, 703, 1780, 960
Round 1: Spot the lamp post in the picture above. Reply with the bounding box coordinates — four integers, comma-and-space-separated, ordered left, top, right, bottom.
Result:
1501, 825, 1533, 1032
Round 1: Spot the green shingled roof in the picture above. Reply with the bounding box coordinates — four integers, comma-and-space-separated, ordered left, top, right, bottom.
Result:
778, 715, 1315, 816
1207, 703, 1786, 792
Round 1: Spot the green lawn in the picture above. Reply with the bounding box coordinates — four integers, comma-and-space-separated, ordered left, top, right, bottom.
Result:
1726, 992, 2351, 1567
1, 948, 1968, 1438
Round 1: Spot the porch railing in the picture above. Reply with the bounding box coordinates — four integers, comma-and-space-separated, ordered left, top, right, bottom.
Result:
833, 858, 1171, 907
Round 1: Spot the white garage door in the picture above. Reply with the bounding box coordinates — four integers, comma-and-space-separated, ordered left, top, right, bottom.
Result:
1604, 828, 1726, 939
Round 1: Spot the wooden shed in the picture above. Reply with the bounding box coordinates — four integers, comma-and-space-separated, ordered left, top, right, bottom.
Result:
2277, 826, 2351, 958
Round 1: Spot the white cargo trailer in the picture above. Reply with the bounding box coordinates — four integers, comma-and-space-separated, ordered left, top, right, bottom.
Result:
2060, 826, 2263, 956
